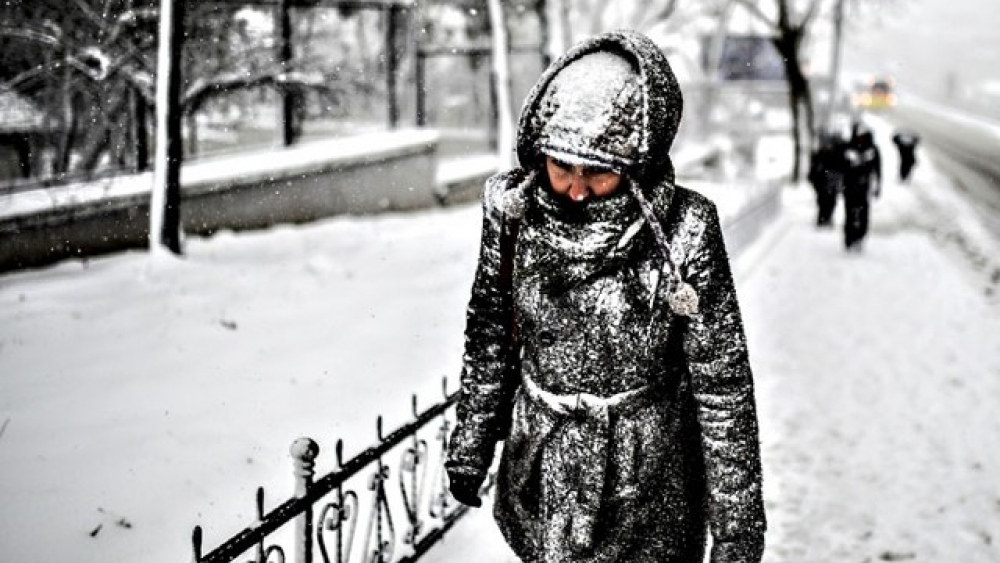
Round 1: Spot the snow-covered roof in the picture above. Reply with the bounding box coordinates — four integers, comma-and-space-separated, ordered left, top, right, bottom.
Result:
0, 128, 440, 221
0, 90, 50, 135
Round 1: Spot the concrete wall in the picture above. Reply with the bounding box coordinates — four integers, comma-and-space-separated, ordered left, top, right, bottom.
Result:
0, 132, 783, 274
0, 129, 439, 272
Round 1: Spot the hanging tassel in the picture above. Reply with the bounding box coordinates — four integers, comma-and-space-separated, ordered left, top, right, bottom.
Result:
629, 182, 699, 316
668, 281, 700, 317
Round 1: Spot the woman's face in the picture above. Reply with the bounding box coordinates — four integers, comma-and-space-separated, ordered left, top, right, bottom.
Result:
545, 157, 623, 203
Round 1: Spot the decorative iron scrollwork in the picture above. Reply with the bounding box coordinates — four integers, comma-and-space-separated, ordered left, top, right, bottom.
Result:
253, 488, 287, 563
362, 463, 396, 563
427, 416, 453, 519
317, 489, 359, 563
399, 438, 429, 544
191, 378, 469, 563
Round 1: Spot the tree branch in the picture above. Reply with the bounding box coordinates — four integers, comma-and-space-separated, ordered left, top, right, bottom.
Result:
798, 0, 822, 29
731, 0, 779, 31
635, 0, 680, 31
0, 24, 64, 47
181, 70, 328, 116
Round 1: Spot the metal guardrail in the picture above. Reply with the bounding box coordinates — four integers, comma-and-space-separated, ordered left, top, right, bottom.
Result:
190, 378, 483, 563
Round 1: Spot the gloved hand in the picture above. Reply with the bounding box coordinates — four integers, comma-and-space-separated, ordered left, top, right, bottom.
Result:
709, 530, 765, 563
447, 473, 483, 508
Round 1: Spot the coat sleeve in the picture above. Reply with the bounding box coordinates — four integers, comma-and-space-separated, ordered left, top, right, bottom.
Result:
445, 170, 525, 485
679, 201, 767, 558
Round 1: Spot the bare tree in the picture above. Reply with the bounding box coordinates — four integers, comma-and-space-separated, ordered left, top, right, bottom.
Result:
1, 1, 344, 177
486, 0, 515, 168
151, 0, 183, 254
732, 0, 822, 181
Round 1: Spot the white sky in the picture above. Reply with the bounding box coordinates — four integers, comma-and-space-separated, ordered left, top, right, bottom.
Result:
842, 0, 1000, 101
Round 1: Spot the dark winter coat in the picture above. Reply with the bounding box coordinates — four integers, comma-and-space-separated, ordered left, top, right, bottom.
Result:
808, 135, 846, 225
843, 130, 882, 204
892, 130, 920, 181
447, 31, 766, 563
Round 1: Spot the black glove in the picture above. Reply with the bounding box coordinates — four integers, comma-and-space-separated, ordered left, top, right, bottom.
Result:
447, 473, 483, 508
709, 531, 765, 563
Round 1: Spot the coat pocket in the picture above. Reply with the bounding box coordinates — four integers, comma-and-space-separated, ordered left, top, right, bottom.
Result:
609, 403, 682, 500
497, 389, 543, 516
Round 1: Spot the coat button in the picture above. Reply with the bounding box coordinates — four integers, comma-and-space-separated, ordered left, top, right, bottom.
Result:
537, 330, 556, 346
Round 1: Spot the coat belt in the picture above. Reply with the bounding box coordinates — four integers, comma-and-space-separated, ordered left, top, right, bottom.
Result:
519, 372, 659, 553
521, 372, 658, 420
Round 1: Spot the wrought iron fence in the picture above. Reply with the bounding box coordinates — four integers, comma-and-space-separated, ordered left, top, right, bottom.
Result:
190, 378, 488, 563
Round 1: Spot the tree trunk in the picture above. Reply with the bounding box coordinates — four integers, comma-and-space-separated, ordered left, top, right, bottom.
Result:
151, 0, 185, 255
186, 112, 198, 157
15, 135, 31, 178
559, 0, 572, 54
133, 89, 150, 172
702, 0, 737, 137
78, 91, 127, 173
788, 84, 803, 181
486, 0, 515, 168
537, 0, 552, 68
385, 5, 401, 128
55, 64, 77, 175
824, 0, 845, 129
776, 31, 815, 182
275, 0, 295, 146
79, 127, 111, 172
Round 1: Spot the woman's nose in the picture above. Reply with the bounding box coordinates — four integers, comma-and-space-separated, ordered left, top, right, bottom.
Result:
567, 178, 590, 202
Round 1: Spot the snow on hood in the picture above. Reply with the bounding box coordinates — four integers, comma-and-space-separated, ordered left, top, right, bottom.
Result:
515, 30, 684, 185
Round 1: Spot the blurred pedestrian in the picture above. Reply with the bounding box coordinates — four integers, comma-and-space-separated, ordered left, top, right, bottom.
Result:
841, 121, 882, 251
446, 31, 766, 563
892, 129, 920, 182
807, 129, 846, 227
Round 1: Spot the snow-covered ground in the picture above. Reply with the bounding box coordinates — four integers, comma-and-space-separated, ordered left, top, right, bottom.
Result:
1, 118, 998, 563
0, 199, 483, 562
747, 152, 1000, 562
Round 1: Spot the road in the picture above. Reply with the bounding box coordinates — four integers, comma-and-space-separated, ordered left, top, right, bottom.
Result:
884, 99, 1000, 238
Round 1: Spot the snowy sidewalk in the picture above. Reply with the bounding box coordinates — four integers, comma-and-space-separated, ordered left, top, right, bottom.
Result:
424, 163, 1000, 562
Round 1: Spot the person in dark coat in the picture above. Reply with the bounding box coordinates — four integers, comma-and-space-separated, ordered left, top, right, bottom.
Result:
446, 31, 766, 563
892, 129, 920, 182
842, 122, 882, 251
807, 130, 846, 227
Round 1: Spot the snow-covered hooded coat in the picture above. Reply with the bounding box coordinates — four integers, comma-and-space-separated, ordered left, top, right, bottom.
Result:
446, 31, 766, 563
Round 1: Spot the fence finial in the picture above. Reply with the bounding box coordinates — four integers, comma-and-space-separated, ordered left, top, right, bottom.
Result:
191, 525, 203, 563
290, 438, 320, 493
290, 437, 319, 563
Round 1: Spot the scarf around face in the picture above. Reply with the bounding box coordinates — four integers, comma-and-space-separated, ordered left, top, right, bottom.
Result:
517, 176, 674, 295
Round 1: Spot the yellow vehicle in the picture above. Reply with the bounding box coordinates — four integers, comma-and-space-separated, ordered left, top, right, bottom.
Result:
854, 76, 897, 109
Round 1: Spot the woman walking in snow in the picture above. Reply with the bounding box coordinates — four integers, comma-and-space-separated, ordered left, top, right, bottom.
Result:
446, 31, 766, 562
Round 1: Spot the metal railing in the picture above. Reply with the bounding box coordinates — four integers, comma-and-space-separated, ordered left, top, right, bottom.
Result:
190, 378, 483, 563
